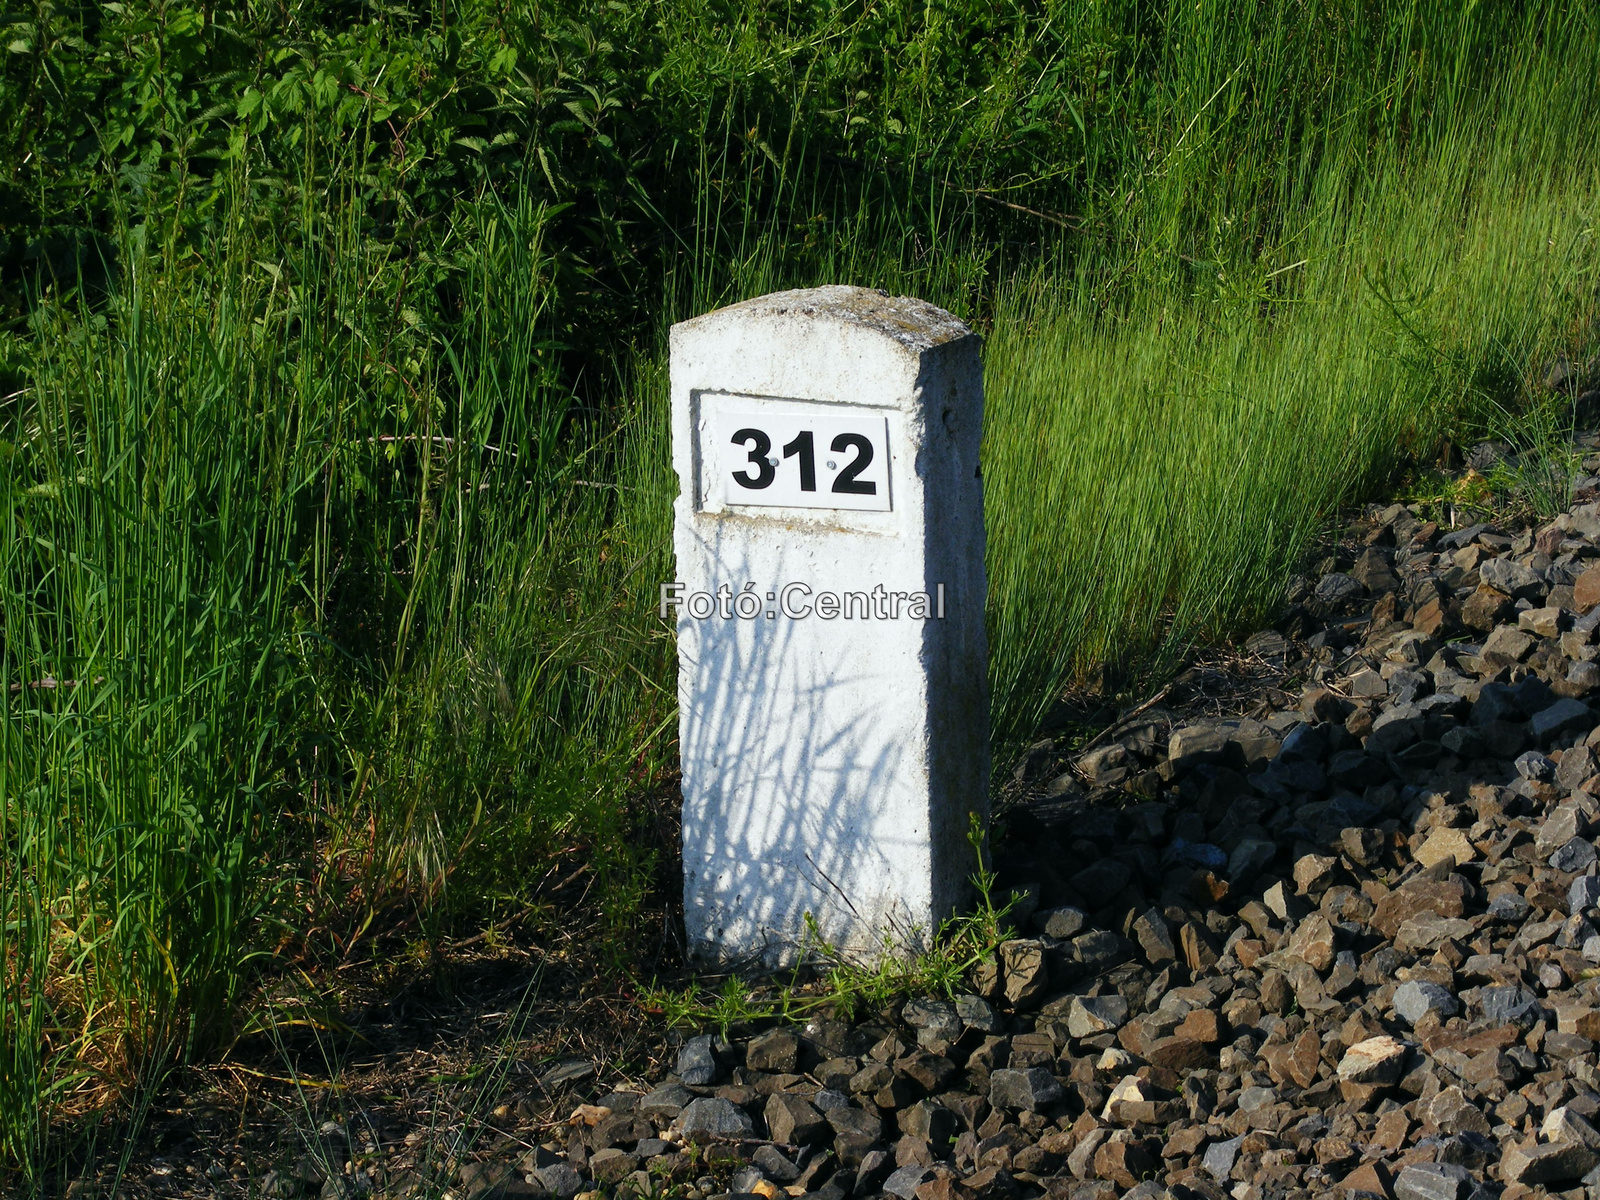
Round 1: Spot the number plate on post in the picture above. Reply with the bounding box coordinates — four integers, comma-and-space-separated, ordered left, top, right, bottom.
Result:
711, 409, 892, 512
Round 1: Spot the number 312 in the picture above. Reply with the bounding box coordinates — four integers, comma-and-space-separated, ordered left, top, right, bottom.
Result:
730, 428, 876, 495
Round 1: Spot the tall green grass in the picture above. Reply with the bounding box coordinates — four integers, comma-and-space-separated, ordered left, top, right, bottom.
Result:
985, 27, 1600, 734
3, 0, 1600, 1181
0, 189, 675, 1173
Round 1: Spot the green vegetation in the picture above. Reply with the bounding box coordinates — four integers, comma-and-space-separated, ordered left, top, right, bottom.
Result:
3, 0, 1600, 1178
987, 97, 1600, 730
648, 819, 1014, 1033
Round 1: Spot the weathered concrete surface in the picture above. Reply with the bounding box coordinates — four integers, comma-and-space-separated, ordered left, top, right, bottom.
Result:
670, 285, 988, 966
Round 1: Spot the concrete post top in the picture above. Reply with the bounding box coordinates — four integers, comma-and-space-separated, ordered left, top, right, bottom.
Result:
670, 285, 976, 354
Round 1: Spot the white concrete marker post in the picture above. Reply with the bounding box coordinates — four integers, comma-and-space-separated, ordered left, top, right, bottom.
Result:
666, 285, 988, 967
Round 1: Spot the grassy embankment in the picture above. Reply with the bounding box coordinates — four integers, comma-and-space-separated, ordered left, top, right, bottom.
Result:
2, 0, 1599, 1175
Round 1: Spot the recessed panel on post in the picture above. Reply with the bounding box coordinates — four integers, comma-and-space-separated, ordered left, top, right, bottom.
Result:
700, 396, 893, 513
668, 286, 989, 968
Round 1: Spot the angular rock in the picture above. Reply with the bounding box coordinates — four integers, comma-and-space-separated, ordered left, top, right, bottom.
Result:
1462, 587, 1514, 631
1552, 837, 1598, 872
1487, 892, 1531, 922
897, 1101, 956, 1148
1481, 557, 1544, 599
1228, 837, 1278, 881
1425, 1087, 1491, 1137
1071, 929, 1130, 973
902, 999, 963, 1046
1414, 827, 1476, 870
1093, 1141, 1154, 1189
1314, 573, 1365, 610
1500, 1141, 1600, 1185
766, 1094, 829, 1146
1372, 877, 1468, 939
1203, 1136, 1243, 1182
1337, 1036, 1407, 1084
1394, 1163, 1470, 1200
1294, 853, 1340, 895
988, 1067, 1063, 1112
640, 1083, 695, 1123
1181, 921, 1220, 971
1168, 724, 1233, 768
1559, 745, 1600, 790
896, 1049, 955, 1093
1067, 995, 1129, 1039
1031, 907, 1087, 940
533, 1165, 583, 1200
1261, 1026, 1322, 1088
1517, 749, 1557, 780
1395, 913, 1474, 954
677, 1097, 755, 1141
1542, 1106, 1600, 1151
1349, 667, 1388, 697
955, 994, 1001, 1032
1340, 1162, 1396, 1199
1522, 606, 1565, 636
1483, 625, 1537, 661
1479, 984, 1541, 1026
1145, 1035, 1214, 1071
1573, 875, 1600, 913
1259, 970, 1293, 1014
677, 1035, 721, 1086
1394, 980, 1459, 1025
1352, 548, 1400, 593
1342, 826, 1387, 866
753, 1145, 803, 1183
1531, 697, 1593, 743
1068, 1129, 1110, 1180
885, 1166, 936, 1199
999, 940, 1049, 1009
1176, 1008, 1224, 1043
827, 1104, 885, 1166
589, 1149, 640, 1185
1538, 803, 1590, 856
1131, 907, 1177, 964
747, 1028, 802, 1073
1288, 913, 1337, 971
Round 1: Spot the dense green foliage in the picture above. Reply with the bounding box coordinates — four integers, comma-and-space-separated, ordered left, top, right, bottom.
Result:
13, 0, 1588, 379
2, 0, 1599, 1178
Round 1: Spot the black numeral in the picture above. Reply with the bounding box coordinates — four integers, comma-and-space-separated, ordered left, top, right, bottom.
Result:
830, 433, 876, 494
730, 428, 775, 489
782, 430, 817, 491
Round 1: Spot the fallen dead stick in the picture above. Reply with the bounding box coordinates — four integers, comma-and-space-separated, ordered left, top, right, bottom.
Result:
8, 675, 105, 692
223, 1063, 344, 1090
1074, 683, 1174, 764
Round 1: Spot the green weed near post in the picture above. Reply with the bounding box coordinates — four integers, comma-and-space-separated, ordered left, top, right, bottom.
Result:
642, 820, 1014, 1034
